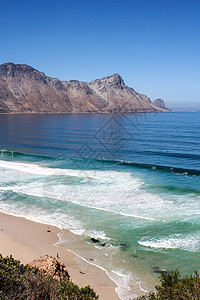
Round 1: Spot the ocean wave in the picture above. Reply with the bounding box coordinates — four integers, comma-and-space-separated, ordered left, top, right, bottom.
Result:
0, 149, 54, 160
0, 160, 93, 178
95, 158, 200, 176
1, 148, 200, 176
110, 269, 148, 299
0, 185, 157, 221
138, 234, 200, 252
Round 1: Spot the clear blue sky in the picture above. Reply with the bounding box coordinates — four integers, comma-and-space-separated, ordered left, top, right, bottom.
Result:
0, 0, 200, 109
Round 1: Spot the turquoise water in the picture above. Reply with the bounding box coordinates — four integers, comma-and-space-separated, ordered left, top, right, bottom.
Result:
0, 112, 200, 299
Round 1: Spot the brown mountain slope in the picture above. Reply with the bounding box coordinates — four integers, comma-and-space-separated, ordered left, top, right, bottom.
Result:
0, 63, 169, 113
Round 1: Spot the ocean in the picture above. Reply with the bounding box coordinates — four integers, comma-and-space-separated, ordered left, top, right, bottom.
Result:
0, 112, 200, 299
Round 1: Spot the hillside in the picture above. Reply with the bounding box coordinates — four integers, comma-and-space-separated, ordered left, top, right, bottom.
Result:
0, 63, 170, 114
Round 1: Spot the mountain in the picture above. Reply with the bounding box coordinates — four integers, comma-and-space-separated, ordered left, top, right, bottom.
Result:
0, 63, 170, 114
153, 98, 170, 111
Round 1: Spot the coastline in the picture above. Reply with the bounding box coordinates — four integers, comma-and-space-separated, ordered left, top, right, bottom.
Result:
0, 110, 172, 115
0, 211, 120, 300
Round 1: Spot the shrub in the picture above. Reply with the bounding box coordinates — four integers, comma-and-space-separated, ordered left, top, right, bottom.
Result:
135, 270, 200, 300
0, 254, 98, 299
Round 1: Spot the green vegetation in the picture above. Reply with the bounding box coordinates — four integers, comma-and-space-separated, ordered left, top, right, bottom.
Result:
2, 253, 200, 300
0, 254, 98, 299
135, 270, 200, 300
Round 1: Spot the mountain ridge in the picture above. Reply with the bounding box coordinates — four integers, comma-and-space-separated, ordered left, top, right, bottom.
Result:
0, 63, 170, 114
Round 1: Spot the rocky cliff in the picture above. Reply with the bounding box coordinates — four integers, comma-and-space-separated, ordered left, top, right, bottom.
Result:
28, 255, 70, 281
153, 98, 170, 110
0, 63, 170, 113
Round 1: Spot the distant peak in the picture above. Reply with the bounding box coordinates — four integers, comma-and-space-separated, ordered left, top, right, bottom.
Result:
104, 73, 123, 81
0, 62, 16, 70
153, 99, 170, 111
0, 62, 39, 73
0, 62, 46, 82
111, 73, 122, 78
88, 73, 125, 89
1, 62, 15, 66
104, 73, 125, 87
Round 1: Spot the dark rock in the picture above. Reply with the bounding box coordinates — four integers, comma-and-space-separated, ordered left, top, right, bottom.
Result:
100, 243, 106, 247
91, 238, 100, 244
131, 254, 138, 258
119, 243, 127, 247
47, 230, 51, 233
154, 269, 168, 274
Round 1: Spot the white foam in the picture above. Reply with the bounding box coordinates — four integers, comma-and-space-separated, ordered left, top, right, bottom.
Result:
0, 183, 158, 221
0, 160, 92, 178
109, 269, 148, 299
2, 158, 199, 224
0, 202, 85, 231
0, 159, 161, 221
139, 234, 200, 252
112, 270, 125, 278
0, 160, 135, 180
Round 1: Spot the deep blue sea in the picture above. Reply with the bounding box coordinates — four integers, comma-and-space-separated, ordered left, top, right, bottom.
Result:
0, 112, 200, 299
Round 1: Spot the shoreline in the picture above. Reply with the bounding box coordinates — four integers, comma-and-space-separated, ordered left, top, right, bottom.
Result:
0, 211, 120, 300
0, 110, 173, 115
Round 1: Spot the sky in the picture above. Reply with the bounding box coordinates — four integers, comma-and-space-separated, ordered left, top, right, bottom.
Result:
0, 0, 200, 109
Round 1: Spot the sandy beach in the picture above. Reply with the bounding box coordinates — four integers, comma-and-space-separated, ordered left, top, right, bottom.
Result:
0, 212, 120, 300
